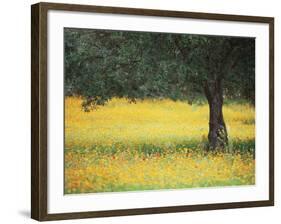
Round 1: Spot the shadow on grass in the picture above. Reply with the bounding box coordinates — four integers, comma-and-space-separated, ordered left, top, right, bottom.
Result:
66, 138, 255, 157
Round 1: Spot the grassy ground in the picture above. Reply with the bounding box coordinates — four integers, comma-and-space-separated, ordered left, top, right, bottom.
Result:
64, 97, 255, 194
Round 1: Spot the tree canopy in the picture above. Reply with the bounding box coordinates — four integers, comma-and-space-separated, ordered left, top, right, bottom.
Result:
64, 28, 255, 110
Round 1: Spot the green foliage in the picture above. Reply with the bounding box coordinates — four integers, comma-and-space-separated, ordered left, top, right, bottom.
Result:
66, 139, 254, 157
64, 28, 255, 110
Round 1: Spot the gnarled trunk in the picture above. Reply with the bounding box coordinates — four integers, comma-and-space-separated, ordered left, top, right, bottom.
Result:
204, 79, 228, 150
208, 93, 228, 149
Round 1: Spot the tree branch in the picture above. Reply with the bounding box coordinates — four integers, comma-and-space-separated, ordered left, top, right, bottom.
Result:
219, 45, 241, 79
203, 81, 213, 103
173, 36, 191, 62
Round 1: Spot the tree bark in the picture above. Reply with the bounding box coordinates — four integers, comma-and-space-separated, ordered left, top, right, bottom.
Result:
204, 79, 228, 150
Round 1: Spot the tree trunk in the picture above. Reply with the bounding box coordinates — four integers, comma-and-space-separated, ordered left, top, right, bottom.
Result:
204, 79, 228, 150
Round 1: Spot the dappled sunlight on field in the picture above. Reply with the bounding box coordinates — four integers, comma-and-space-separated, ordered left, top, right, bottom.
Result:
65, 97, 254, 148
65, 151, 255, 194
64, 97, 255, 194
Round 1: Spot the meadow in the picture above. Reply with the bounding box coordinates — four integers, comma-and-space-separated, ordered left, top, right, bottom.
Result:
64, 97, 255, 194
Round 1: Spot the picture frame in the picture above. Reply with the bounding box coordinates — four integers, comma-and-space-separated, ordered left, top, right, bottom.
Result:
31, 2, 274, 221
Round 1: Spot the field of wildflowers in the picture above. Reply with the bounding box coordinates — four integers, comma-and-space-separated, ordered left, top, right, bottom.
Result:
64, 97, 255, 194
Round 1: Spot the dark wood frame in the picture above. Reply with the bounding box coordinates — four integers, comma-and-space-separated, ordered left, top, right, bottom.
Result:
31, 2, 274, 221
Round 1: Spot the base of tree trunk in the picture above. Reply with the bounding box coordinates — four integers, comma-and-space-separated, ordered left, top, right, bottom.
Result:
208, 122, 228, 150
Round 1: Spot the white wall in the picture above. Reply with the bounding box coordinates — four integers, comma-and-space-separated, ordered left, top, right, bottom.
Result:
0, 0, 279, 223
